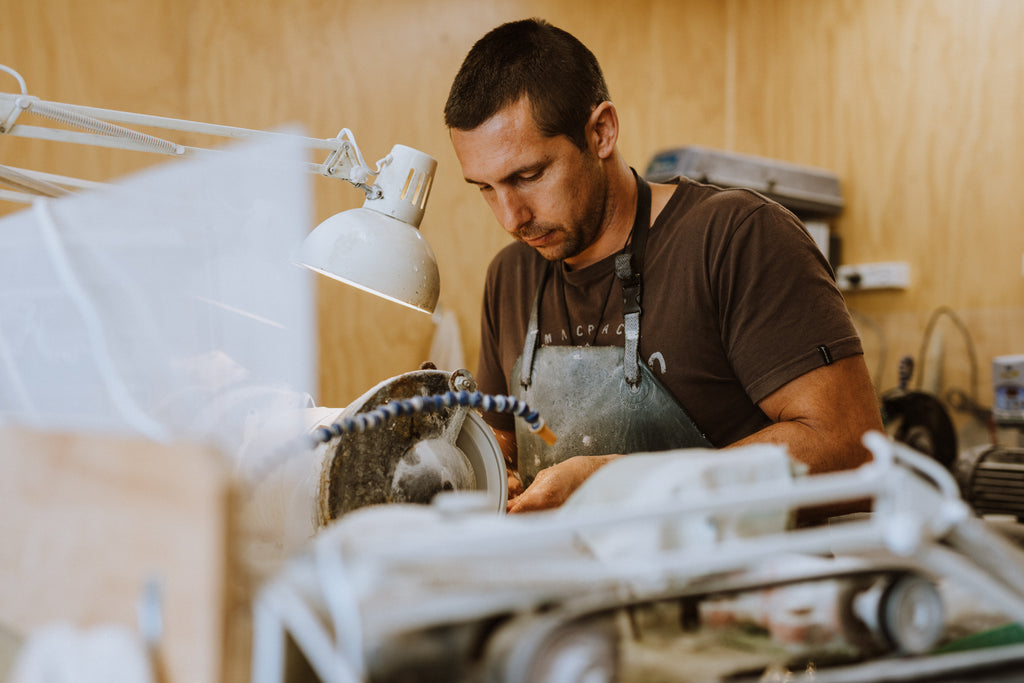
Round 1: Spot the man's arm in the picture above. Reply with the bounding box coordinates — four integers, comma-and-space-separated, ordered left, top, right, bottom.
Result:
505, 451, 621, 513
500, 354, 882, 514
731, 353, 883, 524
492, 424, 621, 513
729, 354, 882, 473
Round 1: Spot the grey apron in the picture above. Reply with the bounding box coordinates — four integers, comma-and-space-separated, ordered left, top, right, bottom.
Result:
512, 172, 712, 488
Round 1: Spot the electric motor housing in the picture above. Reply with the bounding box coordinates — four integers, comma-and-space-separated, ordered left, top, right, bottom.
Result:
957, 445, 1024, 521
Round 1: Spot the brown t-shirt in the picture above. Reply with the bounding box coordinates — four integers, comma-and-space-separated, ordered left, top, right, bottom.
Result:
477, 177, 863, 447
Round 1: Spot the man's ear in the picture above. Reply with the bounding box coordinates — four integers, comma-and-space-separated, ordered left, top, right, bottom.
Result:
588, 101, 619, 159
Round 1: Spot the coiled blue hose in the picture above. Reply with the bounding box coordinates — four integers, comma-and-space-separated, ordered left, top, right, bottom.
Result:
311, 391, 552, 444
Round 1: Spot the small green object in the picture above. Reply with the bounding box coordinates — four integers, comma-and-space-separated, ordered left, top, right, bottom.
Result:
933, 623, 1024, 654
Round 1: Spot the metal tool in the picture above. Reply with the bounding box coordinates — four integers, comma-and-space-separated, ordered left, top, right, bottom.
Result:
314, 368, 509, 522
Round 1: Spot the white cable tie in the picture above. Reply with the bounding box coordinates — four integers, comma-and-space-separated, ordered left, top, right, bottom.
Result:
374, 153, 393, 174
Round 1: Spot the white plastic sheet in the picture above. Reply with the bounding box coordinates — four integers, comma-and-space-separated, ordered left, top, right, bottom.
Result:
0, 131, 316, 454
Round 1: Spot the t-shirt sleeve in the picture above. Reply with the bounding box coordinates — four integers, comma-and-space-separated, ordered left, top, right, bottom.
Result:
712, 203, 862, 403
476, 257, 516, 432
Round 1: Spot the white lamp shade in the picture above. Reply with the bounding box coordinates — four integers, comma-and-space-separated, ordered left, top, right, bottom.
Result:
294, 206, 440, 314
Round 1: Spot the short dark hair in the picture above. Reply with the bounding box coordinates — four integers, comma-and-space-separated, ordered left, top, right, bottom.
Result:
444, 18, 610, 150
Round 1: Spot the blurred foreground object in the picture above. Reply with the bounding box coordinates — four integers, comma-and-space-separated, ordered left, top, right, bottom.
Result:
250, 433, 1024, 682
0, 426, 246, 683
0, 131, 316, 451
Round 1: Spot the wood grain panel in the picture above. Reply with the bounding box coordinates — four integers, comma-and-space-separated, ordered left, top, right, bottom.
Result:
3, 0, 1022, 415
2, 4, 1023, 678
729, 0, 1024, 405
0, 1, 191, 184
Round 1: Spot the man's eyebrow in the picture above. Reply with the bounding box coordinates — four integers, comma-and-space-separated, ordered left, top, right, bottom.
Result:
464, 161, 547, 186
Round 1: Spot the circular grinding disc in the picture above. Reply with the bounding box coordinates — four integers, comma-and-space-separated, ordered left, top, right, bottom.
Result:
317, 369, 505, 523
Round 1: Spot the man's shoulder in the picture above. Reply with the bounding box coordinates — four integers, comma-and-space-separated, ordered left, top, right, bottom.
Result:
666, 176, 785, 214
659, 176, 801, 245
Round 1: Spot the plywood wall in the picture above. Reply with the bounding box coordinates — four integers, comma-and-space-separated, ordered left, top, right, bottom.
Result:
2, 0, 1022, 429
728, 0, 1024, 418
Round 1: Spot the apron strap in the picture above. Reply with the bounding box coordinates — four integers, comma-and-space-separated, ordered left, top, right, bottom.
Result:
616, 171, 652, 388
519, 265, 549, 389
519, 169, 652, 390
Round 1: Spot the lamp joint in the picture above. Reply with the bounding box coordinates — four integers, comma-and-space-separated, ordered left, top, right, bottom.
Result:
0, 95, 34, 134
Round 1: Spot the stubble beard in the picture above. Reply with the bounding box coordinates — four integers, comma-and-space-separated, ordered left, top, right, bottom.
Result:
520, 168, 608, 263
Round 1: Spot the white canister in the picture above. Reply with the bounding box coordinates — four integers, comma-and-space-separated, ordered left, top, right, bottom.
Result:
993, 354, 1024, 422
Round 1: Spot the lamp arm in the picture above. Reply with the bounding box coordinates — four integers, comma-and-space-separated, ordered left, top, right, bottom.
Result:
0, 66, 441, 314
0, 89, 380, 198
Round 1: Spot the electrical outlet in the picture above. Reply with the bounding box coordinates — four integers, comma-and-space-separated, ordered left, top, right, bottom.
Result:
836, 261, 910, 291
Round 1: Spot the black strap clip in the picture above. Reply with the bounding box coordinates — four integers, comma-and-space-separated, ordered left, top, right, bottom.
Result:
615, 253, 642, 316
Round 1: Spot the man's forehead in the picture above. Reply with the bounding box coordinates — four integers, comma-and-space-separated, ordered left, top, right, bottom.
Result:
452, 117, 550, 180
457, 99, 539, 144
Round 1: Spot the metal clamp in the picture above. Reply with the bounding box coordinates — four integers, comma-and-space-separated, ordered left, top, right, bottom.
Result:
0, 94, 33, 134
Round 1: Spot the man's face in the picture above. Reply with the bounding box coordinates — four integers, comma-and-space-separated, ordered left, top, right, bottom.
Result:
451, 98, 607, 266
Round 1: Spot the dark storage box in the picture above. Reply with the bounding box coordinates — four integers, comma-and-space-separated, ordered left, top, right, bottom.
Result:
645, 145, 843, 218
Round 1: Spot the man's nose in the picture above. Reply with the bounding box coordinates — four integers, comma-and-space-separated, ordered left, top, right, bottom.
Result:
493, 190, 531, 233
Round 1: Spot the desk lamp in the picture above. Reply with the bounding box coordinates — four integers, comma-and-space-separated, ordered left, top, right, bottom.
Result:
0, 65, 440, 314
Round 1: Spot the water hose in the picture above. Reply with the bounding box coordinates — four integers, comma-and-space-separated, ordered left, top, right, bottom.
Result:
311, 390, 556, 446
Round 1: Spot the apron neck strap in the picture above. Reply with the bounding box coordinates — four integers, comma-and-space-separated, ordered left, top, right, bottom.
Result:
615, 170, 651, 312
615, 170, 651, 387
520, 169, 652, 389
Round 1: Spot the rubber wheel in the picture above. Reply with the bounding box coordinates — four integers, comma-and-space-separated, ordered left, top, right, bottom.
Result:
527, 619, 618, 683
485, 613, 619, 683
879, 574, 945, 654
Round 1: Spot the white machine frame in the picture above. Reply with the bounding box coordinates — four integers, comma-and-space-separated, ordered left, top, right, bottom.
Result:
249, 432, 1024, 682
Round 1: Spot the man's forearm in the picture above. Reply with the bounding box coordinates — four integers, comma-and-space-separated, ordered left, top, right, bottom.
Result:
732, 355, 883, 474
727, 418, 873, 474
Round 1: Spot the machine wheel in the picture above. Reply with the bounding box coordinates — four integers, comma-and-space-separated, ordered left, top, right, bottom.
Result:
878, 573, 945, 655
528, 619, 618, 683
484, 612, 620, 683
317, 369, 507, 521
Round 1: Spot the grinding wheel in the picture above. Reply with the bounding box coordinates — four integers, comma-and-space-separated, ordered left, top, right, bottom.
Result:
882, 391, 957, 471
315, 369, 506, 525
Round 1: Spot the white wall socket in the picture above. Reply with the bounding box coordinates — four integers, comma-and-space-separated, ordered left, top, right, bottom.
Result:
836, 261, 910, 291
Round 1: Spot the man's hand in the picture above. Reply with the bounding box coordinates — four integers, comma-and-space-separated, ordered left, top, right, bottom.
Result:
506, 468, 524, 500
507, 454, 620, 513
490, 427, 526, 502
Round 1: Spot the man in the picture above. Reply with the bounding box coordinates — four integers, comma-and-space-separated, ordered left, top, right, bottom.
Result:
444, 18, 883, 514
